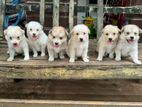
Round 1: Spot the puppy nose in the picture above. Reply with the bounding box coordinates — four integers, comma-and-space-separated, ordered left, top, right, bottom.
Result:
80, 38, 83, 42
130, 36, 134, 40
13, 43, 17, 46
55, 42, 59, 45
33, 33, 36, 36
109, 38, 112, 41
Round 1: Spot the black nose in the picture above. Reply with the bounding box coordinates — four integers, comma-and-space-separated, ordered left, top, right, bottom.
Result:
130, 36, 134, 40
33, 33, 36, 36
13, 43, 17, 46
109, 38, 112, 41
80, 38, 83, 42
55, 42, 59, 45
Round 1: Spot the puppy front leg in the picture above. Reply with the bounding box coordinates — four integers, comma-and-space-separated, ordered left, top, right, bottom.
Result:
7, 49, 15, 61
48, 48, 54, 62
109, 51, 114, 59
82, 48, 89, 62
69, 48, 75, 63
130, 51, 141, 64
96, 47, 105, 61
41, 44, 46, 56
59, 51, 65, 59
32, 48, 38, 57
115, 48, 121, 61
23, 46, 30, 61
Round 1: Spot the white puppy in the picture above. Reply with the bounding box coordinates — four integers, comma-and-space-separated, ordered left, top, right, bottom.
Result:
115, 24, 142, 64
26, 21, 48, 57
47, 26, 68, 61
96, 25, 120, 61
67, 24, 90, 63
4, 26, 29, 61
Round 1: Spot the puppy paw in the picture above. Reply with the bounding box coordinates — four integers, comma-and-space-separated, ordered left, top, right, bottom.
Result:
134, 60, 141, 65
41, 53, 45, 57
115, 57, 121, 61
83, 58, 89, 62
69, 58, 75, 63
24, 57, 29, 61
7, 58, 13, 62
48, 57, 54, 62
96, 57, 102, 61
33, 53, 38, 57
60, 55, 65, 60
109, 54, 114, 59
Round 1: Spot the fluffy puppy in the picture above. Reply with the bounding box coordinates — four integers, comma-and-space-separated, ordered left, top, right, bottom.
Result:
47, 26, 68, 61
67, 24, 90, 63
115, 24, 142, 64
96, 25, 120, 61
26, 21, 48, 57
4, 26, 29, 61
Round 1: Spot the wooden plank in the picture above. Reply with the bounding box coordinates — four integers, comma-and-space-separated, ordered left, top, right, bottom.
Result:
0, 0, 5, 37
69, 0, 74, 31
97, 0, 103, 38
0, 99, 142, 107
0, 65, 142, 79
40, 0, 45, 26
53, 0, 59, 26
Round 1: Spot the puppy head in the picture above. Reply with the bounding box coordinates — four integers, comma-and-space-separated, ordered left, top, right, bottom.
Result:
48, 26, 68, 48
120, 24, 142, 44
102, 25, 120, 44
4, 26, 25, 48
71, 24, 90, 43
25, 21, 43, 40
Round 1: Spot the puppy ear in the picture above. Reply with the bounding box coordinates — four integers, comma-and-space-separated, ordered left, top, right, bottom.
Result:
21, 29, 25, 35
25, 23, 28, 28
48, 29, 53, 35
40, 24, 43, 30
121, 26, 125, 33
139, 28, 142, 34
4, 29, 8, 40
64, 28, 68, 36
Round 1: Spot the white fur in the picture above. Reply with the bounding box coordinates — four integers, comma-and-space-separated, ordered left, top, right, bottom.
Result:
115, 24, 142, 64
26, 21, 48, 57
47, 26, 68, 61
67, 24, 90, 63
4, 26, 29, 61
96, 25, 120, 61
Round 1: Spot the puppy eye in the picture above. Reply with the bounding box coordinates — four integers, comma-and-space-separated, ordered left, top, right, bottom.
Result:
134, 32, 137, 35
113, 33, 116, 35
53, 36, 55, 39
30, 28, 32, 31
126, 32, 130, 35
60, 37, 63, 40
106, 33, 109, 36
36, 29, 39, 31
83, 32, 86, 35
76, 33, 79, 35
17, 36, 20, 40
9, 37, 12, 40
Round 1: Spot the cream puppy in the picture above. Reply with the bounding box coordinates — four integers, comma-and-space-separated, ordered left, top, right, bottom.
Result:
96, 25, 120, 61
4, 26, 29, 61
47, 26, 68, 61
67, 24, 90, 63
115, 24, 142, 64
26, 21, 48, 57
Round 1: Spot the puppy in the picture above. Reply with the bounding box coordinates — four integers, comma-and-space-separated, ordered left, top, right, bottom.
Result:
115, 24, 142, 64
26, 21, 48, 57
67, 24, 90, 63
96, 25, 120, 61
4, 26, 29, 61
47, 26, 68, 61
